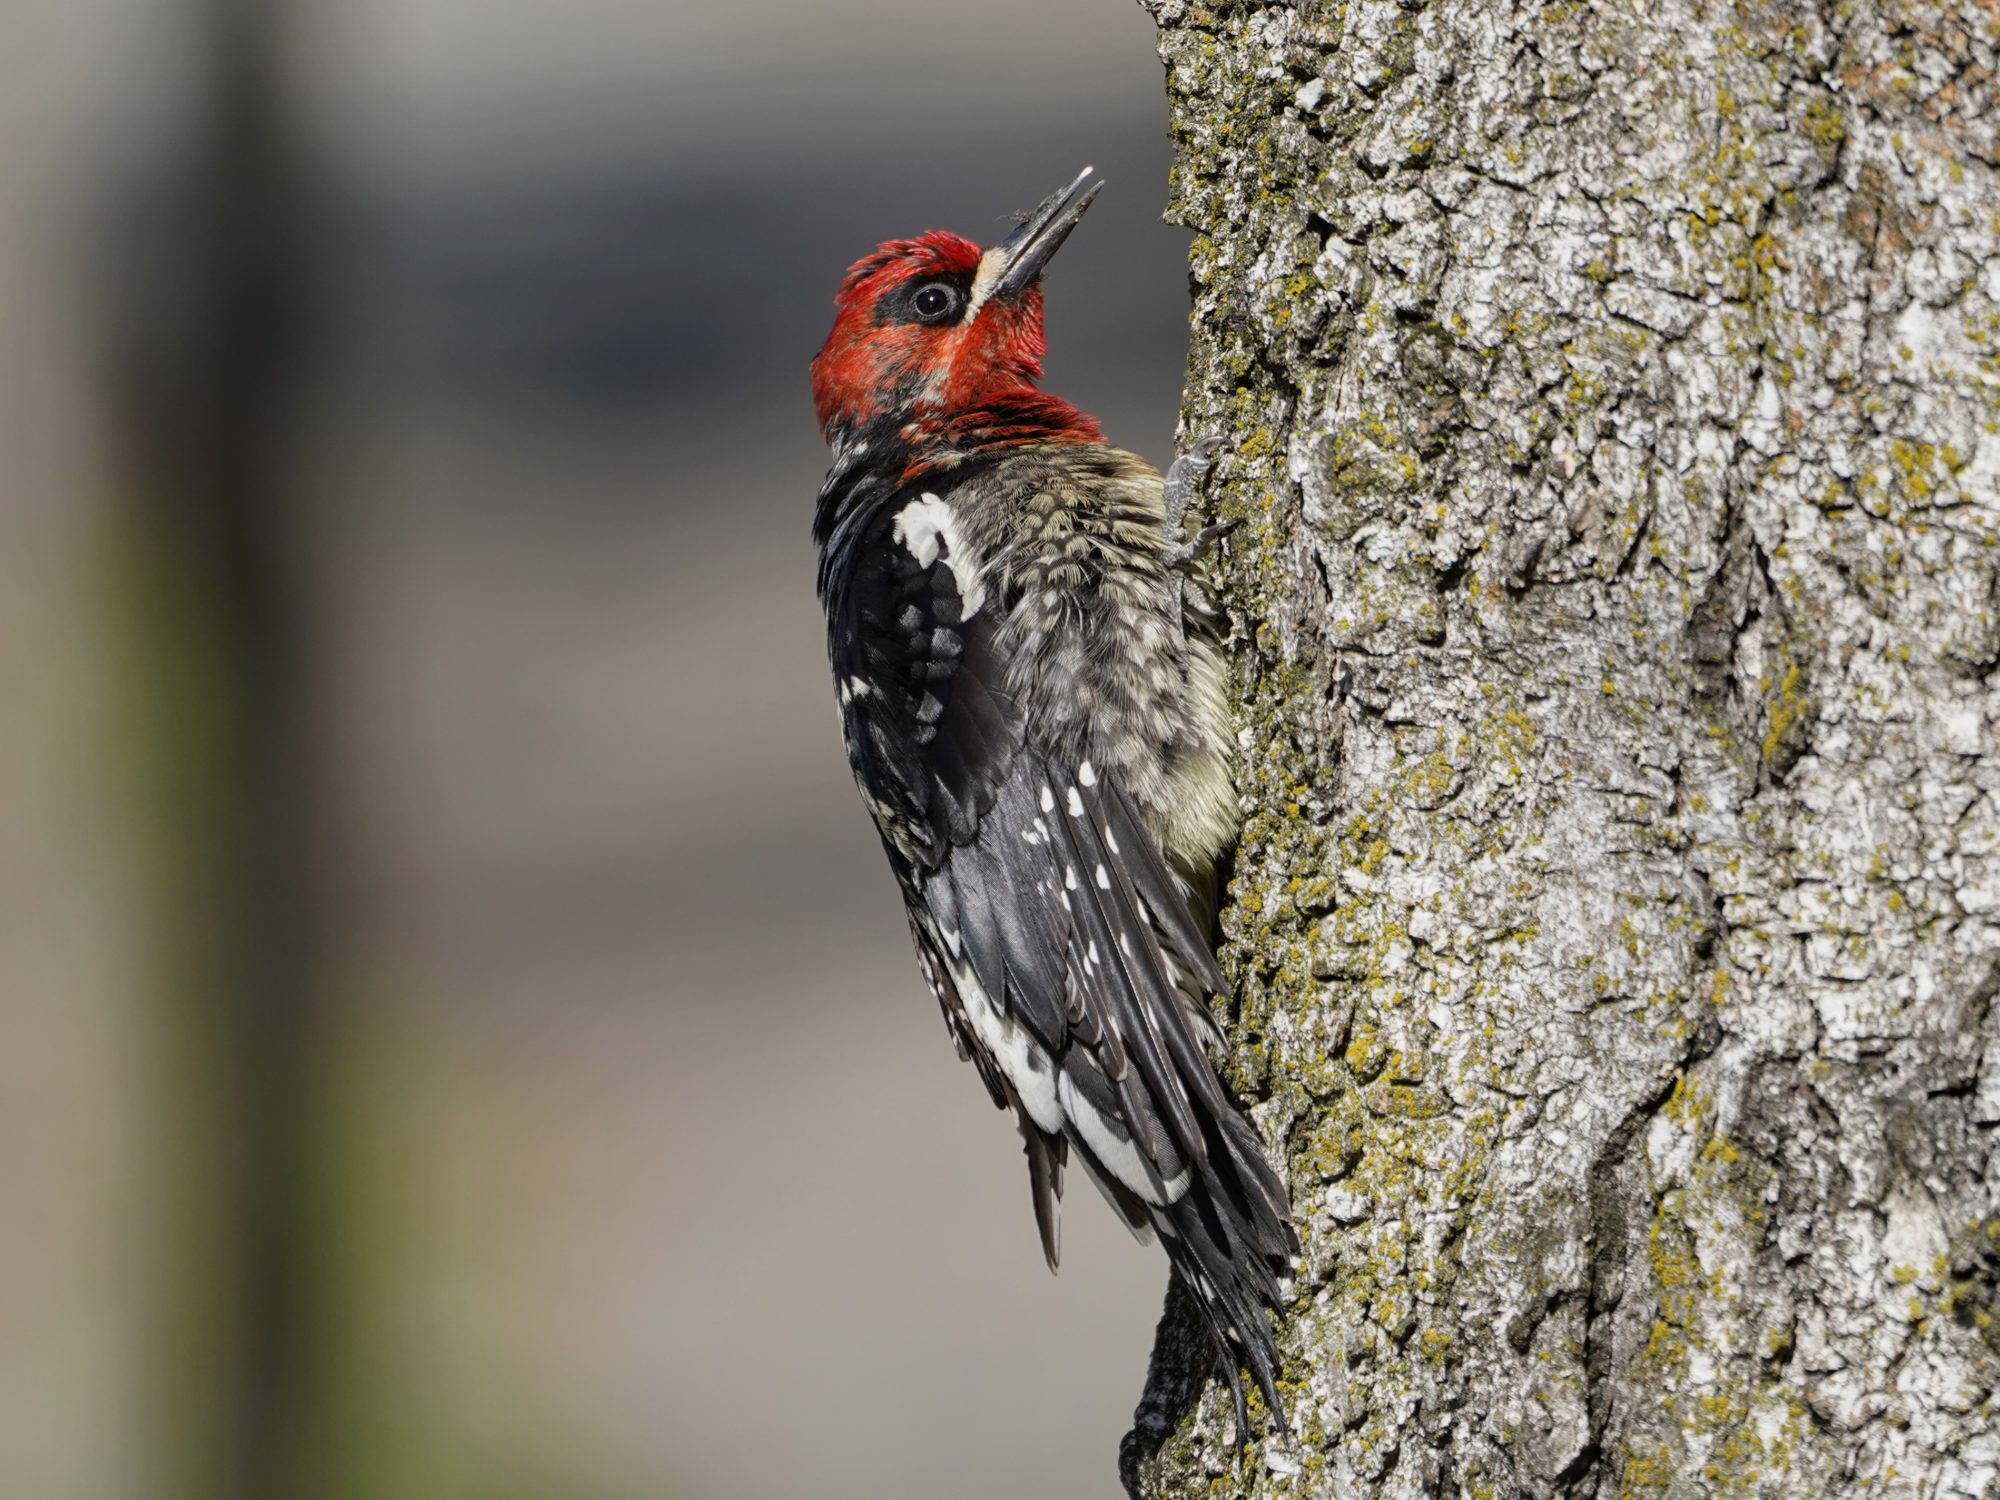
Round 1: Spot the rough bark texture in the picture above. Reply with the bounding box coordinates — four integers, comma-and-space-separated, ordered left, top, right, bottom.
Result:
1131, 1, 2000, 1495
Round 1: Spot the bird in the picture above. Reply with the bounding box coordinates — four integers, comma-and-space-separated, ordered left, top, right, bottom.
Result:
808, 166, 1298, 1436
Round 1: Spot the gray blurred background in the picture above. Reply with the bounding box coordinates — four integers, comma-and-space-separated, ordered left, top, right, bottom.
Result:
1, 1, 1195, 1497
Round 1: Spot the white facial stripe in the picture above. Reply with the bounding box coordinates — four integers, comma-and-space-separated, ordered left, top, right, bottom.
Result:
965, 244, 1010, 318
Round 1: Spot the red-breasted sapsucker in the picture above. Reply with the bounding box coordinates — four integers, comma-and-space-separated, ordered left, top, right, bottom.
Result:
809, 168, 1297, 1432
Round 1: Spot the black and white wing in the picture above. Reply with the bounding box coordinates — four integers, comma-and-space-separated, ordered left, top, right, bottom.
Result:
821, 482, 1296, 1425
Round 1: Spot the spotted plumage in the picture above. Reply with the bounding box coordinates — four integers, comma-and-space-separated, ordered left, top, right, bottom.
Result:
810, 170, 1297, 1435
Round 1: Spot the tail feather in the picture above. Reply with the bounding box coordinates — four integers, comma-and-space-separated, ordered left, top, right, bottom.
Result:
1154, 1106, 1297, 1435
1018, 1114, 1068, 1271
1064, 1079, 1297, 1434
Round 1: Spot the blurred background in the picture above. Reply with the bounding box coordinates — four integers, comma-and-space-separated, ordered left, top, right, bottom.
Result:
1, 1, 1194, 1497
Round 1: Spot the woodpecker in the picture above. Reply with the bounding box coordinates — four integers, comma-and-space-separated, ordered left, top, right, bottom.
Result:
810, 168, 1298, 1433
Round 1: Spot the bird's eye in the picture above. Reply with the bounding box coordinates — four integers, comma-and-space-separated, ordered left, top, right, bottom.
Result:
912, 282, 960, 323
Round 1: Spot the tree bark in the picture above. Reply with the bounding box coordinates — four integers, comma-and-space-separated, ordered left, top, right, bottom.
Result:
1129, 1, 2000, 1495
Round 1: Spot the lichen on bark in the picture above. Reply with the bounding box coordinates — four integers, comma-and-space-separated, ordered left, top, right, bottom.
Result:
1131, 1, 2000, 1495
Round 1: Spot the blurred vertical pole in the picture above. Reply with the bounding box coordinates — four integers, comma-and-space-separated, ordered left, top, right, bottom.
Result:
199, 6, 319, 1497
109, 0, 324, 1495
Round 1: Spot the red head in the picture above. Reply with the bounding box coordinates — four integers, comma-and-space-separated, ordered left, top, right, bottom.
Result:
811, 168, 1106, 452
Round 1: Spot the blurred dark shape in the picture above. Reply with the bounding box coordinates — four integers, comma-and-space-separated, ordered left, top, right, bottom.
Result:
101, 2, 325, 1495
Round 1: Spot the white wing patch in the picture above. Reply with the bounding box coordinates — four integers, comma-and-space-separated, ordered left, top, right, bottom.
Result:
890, 493, 985, 615
890, 494, 949, 566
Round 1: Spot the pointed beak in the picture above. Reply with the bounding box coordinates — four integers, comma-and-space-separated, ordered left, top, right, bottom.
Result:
987, 166, 1103, 301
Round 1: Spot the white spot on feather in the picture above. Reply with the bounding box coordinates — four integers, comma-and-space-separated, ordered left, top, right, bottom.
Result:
1095, 864, 1110, 891
1066, 787, 1084, 818
1064, 865, 1078, 891
1078, 760, 1097, 787
1040, 786, 1055, 813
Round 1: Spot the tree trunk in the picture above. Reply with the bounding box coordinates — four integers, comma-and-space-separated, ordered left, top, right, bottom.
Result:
1128, 1, 2000, 1495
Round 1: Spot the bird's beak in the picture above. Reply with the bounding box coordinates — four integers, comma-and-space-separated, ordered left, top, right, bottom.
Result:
985, 166, 1103, 302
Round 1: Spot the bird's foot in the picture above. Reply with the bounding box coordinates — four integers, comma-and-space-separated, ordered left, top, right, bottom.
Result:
1164, 514, 1241, 571
1119, 1273, 1215, 1499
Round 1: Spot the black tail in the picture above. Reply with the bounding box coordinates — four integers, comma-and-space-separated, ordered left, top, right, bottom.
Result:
1153, 1100, 1298, 1437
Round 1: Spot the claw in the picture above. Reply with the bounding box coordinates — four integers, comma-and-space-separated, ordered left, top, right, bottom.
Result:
1166, 514, 1241, 570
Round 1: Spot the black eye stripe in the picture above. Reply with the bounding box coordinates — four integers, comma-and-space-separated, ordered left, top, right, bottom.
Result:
876, 271, 974, 327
